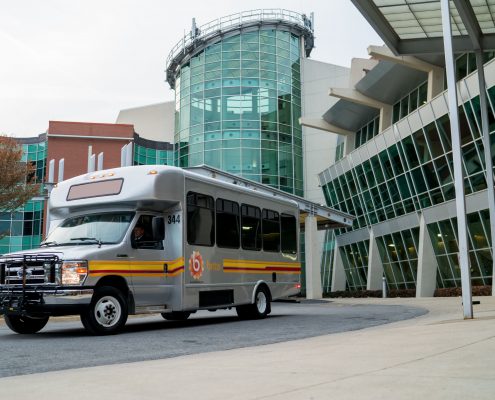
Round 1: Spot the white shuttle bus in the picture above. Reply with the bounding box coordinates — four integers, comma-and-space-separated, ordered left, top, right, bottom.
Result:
0, 165, 301, 335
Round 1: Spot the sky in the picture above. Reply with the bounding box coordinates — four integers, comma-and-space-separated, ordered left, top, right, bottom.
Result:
0, 0, 383, 137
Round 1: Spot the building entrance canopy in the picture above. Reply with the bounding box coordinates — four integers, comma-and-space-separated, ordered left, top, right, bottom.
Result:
352, 0, 495, 55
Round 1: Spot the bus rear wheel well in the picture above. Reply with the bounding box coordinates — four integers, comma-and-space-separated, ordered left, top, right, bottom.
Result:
252, 282, 272, 304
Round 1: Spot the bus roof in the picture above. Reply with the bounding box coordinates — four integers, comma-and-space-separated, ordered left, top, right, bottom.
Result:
49, 165, 354, 230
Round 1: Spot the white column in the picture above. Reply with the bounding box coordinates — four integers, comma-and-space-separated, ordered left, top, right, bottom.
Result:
331, 238, 346, 291
305, 215, 322, 299
441, 0, 473, 318
97, 152, 104, 171
367, 229, 383, 290
57, 159, 64, 182
427, 68, 445, 100
474, 51, 495, 297
416, 212, 438, 297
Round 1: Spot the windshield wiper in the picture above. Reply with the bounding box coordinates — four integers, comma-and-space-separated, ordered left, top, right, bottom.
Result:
70, 237, 102, 248
40, 241, 58, 247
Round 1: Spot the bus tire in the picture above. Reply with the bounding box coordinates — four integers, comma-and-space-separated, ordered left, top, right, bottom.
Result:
236, 285, 271, 320
80, 286, 128, 335
161, 311, 191, 321
4, 315, 49, 334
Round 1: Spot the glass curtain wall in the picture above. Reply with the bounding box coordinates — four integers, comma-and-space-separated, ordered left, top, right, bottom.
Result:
339, 240, 369, 290
174, 29, 303, 195
0, 140, 46, 254
322, 83, 495, 291
427, 210, 492, 288
375, 228, 420, 290
323, 88, 495, 237
134, 144, 173, 166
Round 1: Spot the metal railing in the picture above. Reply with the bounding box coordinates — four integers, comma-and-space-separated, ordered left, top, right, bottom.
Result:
166, 9, 314, 75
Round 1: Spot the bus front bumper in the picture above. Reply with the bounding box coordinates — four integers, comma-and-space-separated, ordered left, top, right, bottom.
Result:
0, 285, 94, 317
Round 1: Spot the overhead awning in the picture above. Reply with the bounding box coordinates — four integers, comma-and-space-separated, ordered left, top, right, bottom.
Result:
351, 0, 495, 55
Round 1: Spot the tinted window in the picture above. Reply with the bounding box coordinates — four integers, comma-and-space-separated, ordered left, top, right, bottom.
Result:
187, 192, 215, 246
281, 213, 297, 254
216, 198, 240, 248
241, 204, 261, 251
262, 209, 280, 252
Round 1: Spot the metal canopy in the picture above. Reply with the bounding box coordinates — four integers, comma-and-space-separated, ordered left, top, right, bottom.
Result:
185, 165, 354, 230
352, 0, 495, 55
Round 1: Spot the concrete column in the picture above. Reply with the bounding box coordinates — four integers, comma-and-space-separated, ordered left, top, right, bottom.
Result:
331, 238, 346, 292
367, 229, 384, 290
379, 105, 393, 132
416, 212, 438, 297
427, 68, 445, 101
305, 215, 322, 299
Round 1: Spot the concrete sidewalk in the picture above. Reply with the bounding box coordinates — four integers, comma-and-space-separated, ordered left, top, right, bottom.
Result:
2, 296, 495, 399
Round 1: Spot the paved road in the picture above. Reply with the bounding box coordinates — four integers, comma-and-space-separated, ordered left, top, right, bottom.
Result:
0, 300, 426, 378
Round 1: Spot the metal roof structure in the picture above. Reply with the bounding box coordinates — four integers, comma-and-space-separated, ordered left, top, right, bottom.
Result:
165, 9, 315, 89
352, 0, 495, 55
185, 165, 354, 231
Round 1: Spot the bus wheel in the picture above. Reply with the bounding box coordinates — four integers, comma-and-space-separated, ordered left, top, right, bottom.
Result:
161, 311, 190, 321
236, 285, 271, 320
4, 315, 49, 334
81, 286, 128, 335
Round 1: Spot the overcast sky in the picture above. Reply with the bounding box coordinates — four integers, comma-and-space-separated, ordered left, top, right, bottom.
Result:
1, 0, 382, 137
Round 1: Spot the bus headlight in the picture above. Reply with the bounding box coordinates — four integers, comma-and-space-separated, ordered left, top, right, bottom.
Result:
61, 261, 88, 285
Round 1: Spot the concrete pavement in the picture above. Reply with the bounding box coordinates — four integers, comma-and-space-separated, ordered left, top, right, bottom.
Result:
1, 296, 495, 399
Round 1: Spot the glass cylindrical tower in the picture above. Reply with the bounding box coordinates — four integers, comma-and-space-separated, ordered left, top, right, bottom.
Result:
166, 10, 314, 196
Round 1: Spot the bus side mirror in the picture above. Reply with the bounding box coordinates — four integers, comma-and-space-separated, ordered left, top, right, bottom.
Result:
152, 217, 165, 241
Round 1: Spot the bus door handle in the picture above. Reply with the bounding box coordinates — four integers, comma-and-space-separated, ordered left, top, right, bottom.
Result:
116, 254, 129, 258
164, 263, 168, 273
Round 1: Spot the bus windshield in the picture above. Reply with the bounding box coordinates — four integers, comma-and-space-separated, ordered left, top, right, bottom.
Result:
42, 212, 135, 246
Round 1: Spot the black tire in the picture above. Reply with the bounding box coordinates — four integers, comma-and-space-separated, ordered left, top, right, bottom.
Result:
236, 285, 271, 320
80, 286, 128, 335
161, 311, 191, 321
4, 315, 49, 334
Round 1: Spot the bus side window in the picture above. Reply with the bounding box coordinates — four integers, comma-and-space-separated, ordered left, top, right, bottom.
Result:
187, 192, 215, 246
216, 198, 240, 249
281, 214, 297, 254
241, 204, 261, 251
262, 209, 280, 252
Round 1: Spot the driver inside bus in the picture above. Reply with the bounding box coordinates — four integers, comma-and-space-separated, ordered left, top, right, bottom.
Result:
133, 224, 151, 244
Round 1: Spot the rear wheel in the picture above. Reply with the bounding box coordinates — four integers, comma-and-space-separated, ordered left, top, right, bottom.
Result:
161, 311, 190, 321
236, 285, 271, 320
4, 315, 49, 334
81, 286, 128, 335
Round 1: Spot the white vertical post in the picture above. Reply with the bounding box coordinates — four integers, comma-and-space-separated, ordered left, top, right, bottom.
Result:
45, 159, 55, 238
331, 238, 347, 291
416, 212, 438, 297
97, 152, 104, 171
47, 159, 55, 184
120, 145, 126, 167
125, 142, 133, 167
474, 51, 495, 297
87, 145, 93, 173
367, 228, 384, 290
89, 154, 96, 173
58, 159, 64, 182
441, 0, 473, 318
305, 214, 322, 299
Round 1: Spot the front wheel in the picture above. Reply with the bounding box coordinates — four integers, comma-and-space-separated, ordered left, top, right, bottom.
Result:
236, 285, 271, 320
80, 286, 128, 335
4, 315, 49, 334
